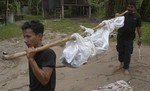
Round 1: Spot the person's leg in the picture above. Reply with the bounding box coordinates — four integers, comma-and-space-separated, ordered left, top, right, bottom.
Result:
118, 52, 124, 68
123, 40, 133, 74
116, 38, 125, 68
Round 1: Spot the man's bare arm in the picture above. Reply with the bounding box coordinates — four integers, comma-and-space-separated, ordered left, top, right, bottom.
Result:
29, 59, 53, 85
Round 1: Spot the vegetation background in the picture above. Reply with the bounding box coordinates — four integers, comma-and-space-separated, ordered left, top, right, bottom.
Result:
0, 0, 150, 45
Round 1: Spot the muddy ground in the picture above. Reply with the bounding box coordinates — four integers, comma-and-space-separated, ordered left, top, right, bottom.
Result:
0, 31, 150, 91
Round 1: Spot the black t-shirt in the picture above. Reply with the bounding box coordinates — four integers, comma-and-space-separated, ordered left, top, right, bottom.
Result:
117, 12, 141, 40
29, 48, 56, 91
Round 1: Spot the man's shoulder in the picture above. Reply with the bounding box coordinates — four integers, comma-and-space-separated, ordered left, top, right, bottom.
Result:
135, 12, 141, 18
43, 48, 56, 56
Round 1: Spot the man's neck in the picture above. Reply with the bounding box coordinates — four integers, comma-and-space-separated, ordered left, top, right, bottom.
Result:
35, 42, 42, 48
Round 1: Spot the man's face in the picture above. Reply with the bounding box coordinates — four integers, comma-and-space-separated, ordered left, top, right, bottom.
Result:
23, 28, 41, 48
127, 4, 135, 13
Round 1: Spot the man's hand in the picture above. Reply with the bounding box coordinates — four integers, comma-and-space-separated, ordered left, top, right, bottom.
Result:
138, 37, 142, 47
26, 47, 36, 61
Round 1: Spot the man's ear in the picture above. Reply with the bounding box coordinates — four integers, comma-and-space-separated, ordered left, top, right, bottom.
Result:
37, 33, 43, 39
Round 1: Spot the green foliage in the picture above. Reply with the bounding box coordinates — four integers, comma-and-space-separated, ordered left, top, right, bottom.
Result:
0, 1, 6, 15
140, 0, 150, 20
27, 0, 42, 15
141, 22, 150, 45
8, 3, 16, 13
24, 14, 44, 20
14, 1, 21, 14
135, 22, 150, 45
89, 0, 105, 17
7, 0, 22, 14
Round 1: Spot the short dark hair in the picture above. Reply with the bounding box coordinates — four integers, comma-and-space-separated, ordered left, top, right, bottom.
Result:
129, 1, 136, 8
21, 20, 44, 35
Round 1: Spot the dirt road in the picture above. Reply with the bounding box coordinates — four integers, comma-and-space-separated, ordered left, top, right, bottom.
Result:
0, 31, 150, 91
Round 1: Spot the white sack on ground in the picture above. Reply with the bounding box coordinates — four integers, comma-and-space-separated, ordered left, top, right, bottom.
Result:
61, 16, 125, 68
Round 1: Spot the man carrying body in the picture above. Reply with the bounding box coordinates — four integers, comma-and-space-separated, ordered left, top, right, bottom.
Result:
21, 20, 56, 91
116, 2, 142, 74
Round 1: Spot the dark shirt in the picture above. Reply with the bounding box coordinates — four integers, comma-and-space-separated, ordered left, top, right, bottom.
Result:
117, 12, 141, 40
29, 48, 56, 91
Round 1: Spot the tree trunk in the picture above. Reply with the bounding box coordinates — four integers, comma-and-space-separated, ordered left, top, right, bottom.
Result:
105, 0, 115, 18
42, 0, 49, 18
114, 0, 129, 13
6, 0, 8, 24
105, 0, 130, 18
7, 12, 14, 23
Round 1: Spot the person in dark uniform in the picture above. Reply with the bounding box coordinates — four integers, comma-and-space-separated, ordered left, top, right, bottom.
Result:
21, 20, 56, 91
116, 2, 142, 74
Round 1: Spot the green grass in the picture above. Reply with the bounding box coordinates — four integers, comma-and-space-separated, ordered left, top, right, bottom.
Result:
24, 14, 44, 20
0, 18, 93, 41
141, 22, 150, 45
0, 19, 150, 46
0, 23, 21, 40
43, 18, 93, 34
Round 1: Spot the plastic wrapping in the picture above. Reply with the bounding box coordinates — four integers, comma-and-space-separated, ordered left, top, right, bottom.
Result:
92, 80, 133, 91
61, 16, 125, 68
